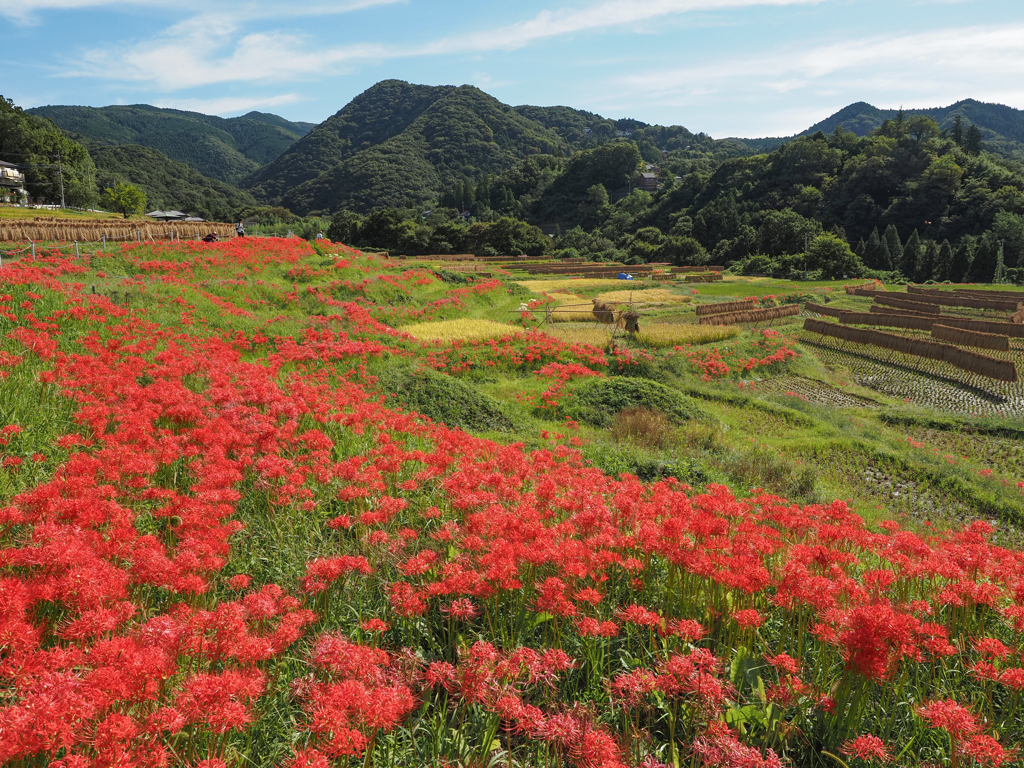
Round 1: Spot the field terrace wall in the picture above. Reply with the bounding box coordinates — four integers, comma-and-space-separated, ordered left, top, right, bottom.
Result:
905, 286, 1023, 312
698, 303, 800, 325
697, 299, 758, 317
932, 324, 1011, 351
671, 265, 724, 273
839, 312, 937, 331
868, 305, 938, 319
845, 282, 881, 294
804, 301, 845, 318
933, 316, 1024, 338
0, 218, 235, 242
804, 318, 1019, 381
873, 295, 942, 314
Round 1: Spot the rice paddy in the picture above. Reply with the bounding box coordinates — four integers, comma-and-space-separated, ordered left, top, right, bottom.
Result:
593, 288, 692, 305
635, 323, 739, 348
399, 317, 517, 343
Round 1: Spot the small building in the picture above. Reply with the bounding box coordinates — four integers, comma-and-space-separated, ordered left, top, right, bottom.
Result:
146, 210, 189, 221
637, 172, 659, 192
0, 160, 28, 204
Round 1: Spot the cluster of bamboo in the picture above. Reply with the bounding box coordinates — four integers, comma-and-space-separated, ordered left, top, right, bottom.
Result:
698, 304, 800, 326
0, 219, 234, 242
804, 318, 1018, 381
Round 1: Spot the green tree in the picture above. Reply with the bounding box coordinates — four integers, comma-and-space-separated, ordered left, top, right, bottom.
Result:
950, 115, 964, 148
883, 225, 903, 267
917, 239, 938, 282
756, 208, 821, 257
902, 229, 921, 279
806, 232, 863, 280
103, 181, 146, 219
964, 124, 983, 155
935, 240, 954, 281
950, 240, 973, 282
326, 210, 362, 244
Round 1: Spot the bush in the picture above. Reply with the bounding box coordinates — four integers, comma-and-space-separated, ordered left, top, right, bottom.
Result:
557, 377, 705, 427
610, 407, 675, 449
376, 364, 517, 433
579, 441, 707, 484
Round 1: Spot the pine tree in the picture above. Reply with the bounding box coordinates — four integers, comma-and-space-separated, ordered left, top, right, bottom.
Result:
968, 235, 998, 282
862, 228, 885, 270
917, 240, 938, 283
880, 239, 893, 272
883, 225, 903, 269
964, 124, 983, 155
951, 115, 964, 148
902, 229, 921, 280
950, 240, 974, 282
935, 240, 954, 281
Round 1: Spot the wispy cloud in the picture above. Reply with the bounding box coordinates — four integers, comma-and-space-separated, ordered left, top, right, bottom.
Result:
66, 0, 827, 94
419, 0, 825, 54
73, 13, 390, 89
610, 24, 1024, 135
152, 93, 303, 115
1, 0, 402, 23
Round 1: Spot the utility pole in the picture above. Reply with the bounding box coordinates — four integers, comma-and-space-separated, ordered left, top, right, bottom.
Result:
57, 150, 66, 209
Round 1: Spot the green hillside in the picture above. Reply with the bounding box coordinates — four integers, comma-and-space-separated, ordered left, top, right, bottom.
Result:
266, 81, 570, 214
88, 143, 256, 221
0, 96, 96, 207
28, 104, 312, 184
797, 99, 1024, 160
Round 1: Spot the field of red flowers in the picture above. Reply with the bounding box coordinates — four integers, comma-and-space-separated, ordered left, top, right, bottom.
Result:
1, 239, 1023, 768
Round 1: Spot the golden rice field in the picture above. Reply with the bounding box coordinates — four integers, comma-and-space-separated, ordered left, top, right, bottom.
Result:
531, 292, 595, 322
399, 318, 517, 343
546, 326, 615, 348
593, 288, 692, 306
636, 323, 740, 348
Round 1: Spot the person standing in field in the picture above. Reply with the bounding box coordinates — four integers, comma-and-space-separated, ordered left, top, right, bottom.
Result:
236, 220, 245, 238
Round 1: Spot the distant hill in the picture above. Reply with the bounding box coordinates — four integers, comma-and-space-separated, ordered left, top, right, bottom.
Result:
87, 143, 256, 221
28, 104, 313, 184
252, 80, 574, 214
795, 99, 1024, 160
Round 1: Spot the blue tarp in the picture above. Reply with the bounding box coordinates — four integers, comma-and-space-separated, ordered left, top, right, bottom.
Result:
617, 273, 633, 280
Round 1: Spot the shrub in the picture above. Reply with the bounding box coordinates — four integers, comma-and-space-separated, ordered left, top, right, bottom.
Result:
376, 364, 517, 433
557, 377, 705, 427
610, 407, 675, 449
579, 441, 708, 484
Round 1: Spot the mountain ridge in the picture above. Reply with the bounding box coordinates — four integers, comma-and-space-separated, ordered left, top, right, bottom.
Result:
28, 103, 314, 184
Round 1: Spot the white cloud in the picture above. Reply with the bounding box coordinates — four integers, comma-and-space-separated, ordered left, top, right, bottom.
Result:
610, 24, 1024, 135
419, 0, 825, 54
152, 93, 303, 115
66, 0, 828, 94
1, 0, 402, 23
73, 13, 391, 89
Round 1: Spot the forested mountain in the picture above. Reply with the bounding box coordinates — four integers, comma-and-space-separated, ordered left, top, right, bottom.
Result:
28, 104, 313, 184
0, 96, 96, 207
796, 99, 1024, 160
87, 143, 256, 221
250, 81, 576, 214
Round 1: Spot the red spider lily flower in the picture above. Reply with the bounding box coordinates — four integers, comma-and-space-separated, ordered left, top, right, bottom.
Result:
916, 699, 981, 739
957, 734, 1017, 767
842, 734, 892, 763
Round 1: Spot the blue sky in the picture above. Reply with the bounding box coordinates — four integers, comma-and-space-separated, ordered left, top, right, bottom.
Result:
4, 0, 1023, 137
